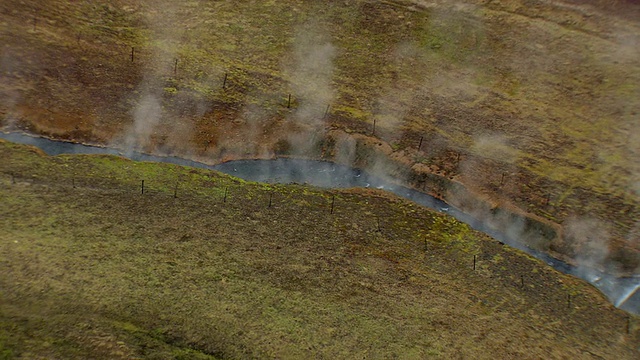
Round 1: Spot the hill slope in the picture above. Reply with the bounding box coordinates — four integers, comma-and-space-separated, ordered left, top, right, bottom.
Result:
1, 139, 638, 358
0, 0, 639, 274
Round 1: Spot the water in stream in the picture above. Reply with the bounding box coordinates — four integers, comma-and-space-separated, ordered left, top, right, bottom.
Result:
1, 131, 638, 315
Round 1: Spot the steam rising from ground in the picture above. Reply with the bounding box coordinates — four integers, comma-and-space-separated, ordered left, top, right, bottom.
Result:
370, 43, 421, 142
333, 132, 357, 166
0, 52, 22, 129
119, 1, 199, 155
285, 21, 336, 127
125, 93, 162, 150
279, 21, 337, 157
3, 0, 640, 313
225, 103, 273, 159
470, 133, 520, 164
565, 217, 611, 273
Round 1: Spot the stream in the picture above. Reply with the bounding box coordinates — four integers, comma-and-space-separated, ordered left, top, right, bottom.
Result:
1, 131, 638, 315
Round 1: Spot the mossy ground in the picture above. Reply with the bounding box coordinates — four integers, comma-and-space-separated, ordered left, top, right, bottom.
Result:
1, 140, 638, 358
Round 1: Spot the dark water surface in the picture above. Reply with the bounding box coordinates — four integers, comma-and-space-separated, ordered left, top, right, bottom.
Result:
1, 131, 638, 314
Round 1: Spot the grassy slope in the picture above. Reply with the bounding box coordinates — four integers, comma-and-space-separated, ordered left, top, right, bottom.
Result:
0, 0, 638, 265
0, 139, 638, 358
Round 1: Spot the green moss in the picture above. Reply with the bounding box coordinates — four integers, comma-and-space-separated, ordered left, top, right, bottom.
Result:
163, 87, 178, 95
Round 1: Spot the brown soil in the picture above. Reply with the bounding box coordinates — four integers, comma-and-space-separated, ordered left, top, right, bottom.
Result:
0, 1, 638, 271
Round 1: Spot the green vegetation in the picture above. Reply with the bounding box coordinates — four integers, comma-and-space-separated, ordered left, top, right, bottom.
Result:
1, 0, 638, 251
1, 0, 640, 356
1, 140, 638, 358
